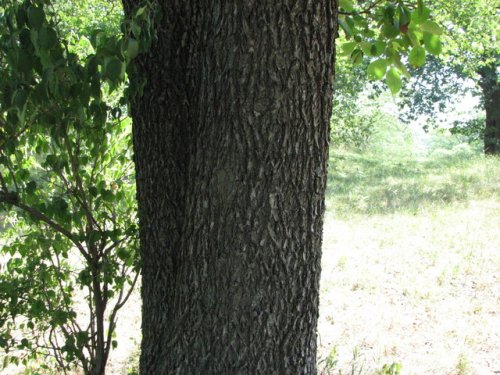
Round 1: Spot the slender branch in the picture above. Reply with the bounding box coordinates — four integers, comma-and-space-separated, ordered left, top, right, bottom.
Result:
48, 327, 67, 372
102, 235, 130, 256
105, 269, 139, 360
339, 0, 385, 15
49, 251, 84, 336
115, 270, 139, 311
0, 192, 91, 262
4, 162, 19, 192
0, 124, 30, 150
63, 135, 102, 234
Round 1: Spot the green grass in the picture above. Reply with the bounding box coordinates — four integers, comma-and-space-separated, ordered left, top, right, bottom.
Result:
326, 144, 500, 216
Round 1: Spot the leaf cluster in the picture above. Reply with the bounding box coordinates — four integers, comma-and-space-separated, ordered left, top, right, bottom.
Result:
338, 0, 443, 93
0, 0, 156, 373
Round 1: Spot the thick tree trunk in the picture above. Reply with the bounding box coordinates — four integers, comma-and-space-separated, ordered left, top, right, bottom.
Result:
125, 2, 337, 373
478, 62, 500, 155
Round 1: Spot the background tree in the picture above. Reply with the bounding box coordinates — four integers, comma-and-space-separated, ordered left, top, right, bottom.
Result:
398, 0, 499, 154
331, 0, 446, 149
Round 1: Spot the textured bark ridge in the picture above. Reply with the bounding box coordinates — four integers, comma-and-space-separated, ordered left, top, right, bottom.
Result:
125, 1, 337, 374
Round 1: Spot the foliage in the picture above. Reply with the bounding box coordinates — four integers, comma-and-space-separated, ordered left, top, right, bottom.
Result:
398, 55, 470, 127
396, 0, 498, 149
337, 0, 444, 94
333, 0, 498, 156
331, 0, 446, 150
432, 0, 498, 73
377, 362, 402, 375
0, 0, 156, 372
331, 60, 377, 148
450, 115, 485, 143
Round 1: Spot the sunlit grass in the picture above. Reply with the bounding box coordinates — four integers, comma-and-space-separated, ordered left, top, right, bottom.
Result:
319, 133, 500, 374
326, 144, 499, 216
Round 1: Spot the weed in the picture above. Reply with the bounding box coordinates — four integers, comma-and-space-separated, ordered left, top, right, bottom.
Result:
318, 346, 339, 374
377, 362, 402, 375
456, 353, 470, 375
337, 256, 347, 270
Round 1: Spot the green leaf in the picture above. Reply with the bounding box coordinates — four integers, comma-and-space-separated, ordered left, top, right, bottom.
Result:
105, 58, 124, 82
16, 8, 28, 27
398, 5, 411, 26
19, 28, 32, 49
369, 41, 385, 57
27, 6, 44, 29
75, 331, 89, 348
135, 6, 147, 17
407, 30, 421, 47
409, 46, 426, 67
420, 20, 443, 35
51, 197, 69, 217
350, 49, 364, 66
382, 22, 399, 38
417, 0, 424, 8
89, 186, 98, 196
341, 42, 357, 56
339, 0, 354, 12
39, 26, 58, 49
386, 67, 402, 94
101, 189, 114, 202
117, 247, 129, 261
18, 50, 34, 74
88, 231, 101, 245
359, 42, 372, 56
16, 169, 30, 182
367, 59, 388, 81
126, 38, 140, 60
413, 8, 431, 25
339, 17, 354, 38
90, 29, 105, 49
13, 89, 29, 110
31, 300, 46, 315
423, 32, 442, 55
131, 22, 142, 39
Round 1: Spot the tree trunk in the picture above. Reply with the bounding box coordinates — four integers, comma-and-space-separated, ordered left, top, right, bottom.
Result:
478, 61, 500, 155
125, 2, 337, 373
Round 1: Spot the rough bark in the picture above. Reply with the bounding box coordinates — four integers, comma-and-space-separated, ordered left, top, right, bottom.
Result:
125, 1, 337, 374
478, 62, 500, 155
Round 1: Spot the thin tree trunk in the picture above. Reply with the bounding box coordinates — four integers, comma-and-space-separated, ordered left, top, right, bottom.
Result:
478, 61, 500, 155
125, 2, 337, 373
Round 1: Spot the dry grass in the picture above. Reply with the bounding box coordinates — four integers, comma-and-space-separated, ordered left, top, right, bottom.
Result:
318, 201, 499, 374
317, 141, 500, 375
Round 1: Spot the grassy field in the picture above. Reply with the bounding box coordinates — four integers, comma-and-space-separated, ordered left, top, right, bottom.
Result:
318, 132, 500, 374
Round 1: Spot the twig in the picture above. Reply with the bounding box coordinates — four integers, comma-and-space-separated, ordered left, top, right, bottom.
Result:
0, 192, 91, 262
339, 0, 385, 15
